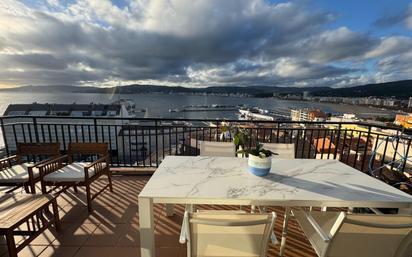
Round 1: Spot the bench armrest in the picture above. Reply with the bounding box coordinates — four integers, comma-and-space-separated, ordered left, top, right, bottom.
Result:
0, 155, 18, 162
37, 155, 68, 168
83, 154, 110, 179
32, 155, 62, 168
0, 155, 18, 170
84, 154, 110, 169
37, 155, 68, 177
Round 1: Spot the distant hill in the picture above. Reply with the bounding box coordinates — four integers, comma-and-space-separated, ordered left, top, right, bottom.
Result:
0, 84, 329, 95
111, 84, 329, 95
313, 80, 412, 99
1, 79, 411, 98
0, 85, 103, 93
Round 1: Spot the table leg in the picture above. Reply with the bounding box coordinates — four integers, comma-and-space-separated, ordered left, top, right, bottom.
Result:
251, 205, 256, 213
165, 204, 174, 217
279, 207, 290, 257
139, 197, 155, 257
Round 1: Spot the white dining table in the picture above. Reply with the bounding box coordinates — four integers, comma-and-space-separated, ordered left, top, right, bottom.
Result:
138, 156, 412, 257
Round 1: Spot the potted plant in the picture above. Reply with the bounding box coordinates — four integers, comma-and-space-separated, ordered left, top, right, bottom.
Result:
233, 128, 250, 157
221, 125, 250, 157
239, 143, 277, 176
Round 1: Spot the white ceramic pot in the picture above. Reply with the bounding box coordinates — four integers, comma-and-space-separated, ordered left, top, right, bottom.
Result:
248, 154, 272, 176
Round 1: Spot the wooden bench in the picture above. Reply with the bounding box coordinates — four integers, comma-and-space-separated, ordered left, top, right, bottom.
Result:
0, 193, 61, 257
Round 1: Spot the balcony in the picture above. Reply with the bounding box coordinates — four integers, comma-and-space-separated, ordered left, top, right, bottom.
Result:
5, 176, 322, 257
0, 116, 411, 257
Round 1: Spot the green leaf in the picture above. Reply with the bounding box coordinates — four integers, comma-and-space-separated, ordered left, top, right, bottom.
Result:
233, 137, 240, 146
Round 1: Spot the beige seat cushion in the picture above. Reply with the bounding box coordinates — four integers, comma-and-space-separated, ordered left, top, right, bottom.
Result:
43, 162, 104, 183
0, 163, 40, 183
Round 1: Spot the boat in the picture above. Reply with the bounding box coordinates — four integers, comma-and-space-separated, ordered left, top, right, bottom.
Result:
169, 104, 244, 113
238, 107, 275, 121
111, 99, 145, 116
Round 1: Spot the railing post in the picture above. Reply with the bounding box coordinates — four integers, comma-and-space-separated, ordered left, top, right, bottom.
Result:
390, 131, 401, 171
0, 118, 10, 157
33, 117, 40, 143
94, 118, 98, 142
334, 124, 341, 160
360, 126, 372, 172
155, 120, 159, 167
216, 121, 220, 142
401, 137, 411, 173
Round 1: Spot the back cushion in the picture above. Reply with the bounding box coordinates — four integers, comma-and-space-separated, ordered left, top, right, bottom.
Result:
327, 215, 412, 257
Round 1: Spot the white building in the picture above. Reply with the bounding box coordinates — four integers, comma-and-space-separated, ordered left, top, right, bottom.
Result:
291, 109, 326, 122
329, 113, 359, 123
4, 102, 133, 118
382, 99, 398, 107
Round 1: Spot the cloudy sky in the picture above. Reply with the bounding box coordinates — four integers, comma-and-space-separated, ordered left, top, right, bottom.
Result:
1, 0, 412, 88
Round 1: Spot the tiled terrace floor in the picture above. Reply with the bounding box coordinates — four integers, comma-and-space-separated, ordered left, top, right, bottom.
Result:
2, 176, 317, 257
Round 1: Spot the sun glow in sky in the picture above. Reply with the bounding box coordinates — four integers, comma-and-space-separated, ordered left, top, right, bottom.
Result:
1, 0, 412, 88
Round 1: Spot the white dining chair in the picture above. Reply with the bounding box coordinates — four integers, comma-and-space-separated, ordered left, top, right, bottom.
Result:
262, 143, 295, 159
185, 141, 237, 213
199, 141, 236, 157
179, 210, 277, 257
291, 208, 412, 257
315, 153, 341, 160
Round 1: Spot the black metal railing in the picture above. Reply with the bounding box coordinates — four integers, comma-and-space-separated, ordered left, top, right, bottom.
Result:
0, 115, 411, 190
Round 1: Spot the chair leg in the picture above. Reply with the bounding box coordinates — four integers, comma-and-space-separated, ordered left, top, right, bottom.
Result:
23, 184, 30, 194
85, 184, 93, 213
51, 199, 61, 231
280, 207, 291, 257
41, 183, 47, 194
30, 181, 36, 194
73, 186, 78, 193
5, 230, 17, 257
107, 170, 113, 192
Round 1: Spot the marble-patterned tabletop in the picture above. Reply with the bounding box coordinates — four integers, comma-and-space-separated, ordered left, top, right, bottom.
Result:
139, 156, 412, 208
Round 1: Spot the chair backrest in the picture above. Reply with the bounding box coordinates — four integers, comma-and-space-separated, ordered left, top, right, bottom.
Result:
67, 143, 108, 162
16, 143, 60, 162
315, 153, 341, 160
186, 212, 276, 257
262, 143, 295, 159
199, 141, 235, 157
326, 213, 412, 257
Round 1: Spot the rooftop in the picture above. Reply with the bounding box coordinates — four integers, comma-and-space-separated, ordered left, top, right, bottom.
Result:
4, 103, 122, 117
4, 175, 321, 257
